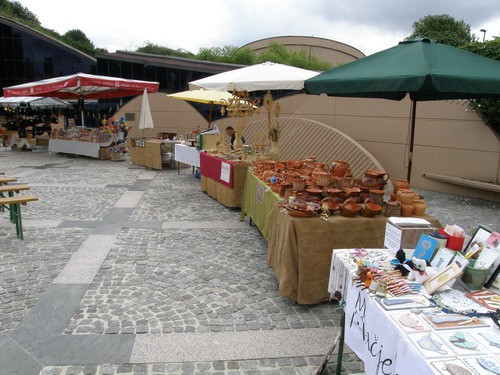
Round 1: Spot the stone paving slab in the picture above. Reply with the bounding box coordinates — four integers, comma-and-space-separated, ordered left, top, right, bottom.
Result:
0, 226, 92, 335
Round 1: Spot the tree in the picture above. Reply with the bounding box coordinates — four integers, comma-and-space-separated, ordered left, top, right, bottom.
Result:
0, 0, 40, 26
196, 45, 255, 65
407, 14, 475, 47
462, 39, 500, 136
137, 42, 195, 59
62, 29, 96, 57
256, 42, 331, 71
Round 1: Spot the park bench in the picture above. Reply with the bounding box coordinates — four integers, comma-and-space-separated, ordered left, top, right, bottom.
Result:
0, 176, 17, 184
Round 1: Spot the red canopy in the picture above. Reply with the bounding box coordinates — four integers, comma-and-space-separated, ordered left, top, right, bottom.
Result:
3, 72, 159, 99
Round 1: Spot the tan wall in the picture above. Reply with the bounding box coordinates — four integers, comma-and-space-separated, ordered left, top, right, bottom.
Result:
117, 92, 500, 201
242, 36, 365, 65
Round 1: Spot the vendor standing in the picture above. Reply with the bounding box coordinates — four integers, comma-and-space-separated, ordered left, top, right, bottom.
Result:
225, 126, 245, 149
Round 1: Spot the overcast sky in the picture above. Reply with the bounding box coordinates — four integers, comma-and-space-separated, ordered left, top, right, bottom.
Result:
15, 0, 500, 56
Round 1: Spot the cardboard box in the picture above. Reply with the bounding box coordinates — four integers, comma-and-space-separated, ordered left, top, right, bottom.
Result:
384, 218, 436, 257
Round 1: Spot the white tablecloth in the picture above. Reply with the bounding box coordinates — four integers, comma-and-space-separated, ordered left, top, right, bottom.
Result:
49, 139, 105, 158
175, 144, 200, 167
329, 249, 500, 375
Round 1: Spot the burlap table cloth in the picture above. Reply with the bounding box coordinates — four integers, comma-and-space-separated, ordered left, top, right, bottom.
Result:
267, 205, 441, 304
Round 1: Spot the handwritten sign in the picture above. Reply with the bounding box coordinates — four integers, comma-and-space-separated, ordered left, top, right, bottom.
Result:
346, 286, 399, 374
256, 182, 264, 204
220, 162, 231, 183
384, 222, 402, 253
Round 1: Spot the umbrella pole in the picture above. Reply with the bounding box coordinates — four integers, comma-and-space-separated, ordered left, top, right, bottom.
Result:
208, 102, 213, 129
407, 100, 417, 183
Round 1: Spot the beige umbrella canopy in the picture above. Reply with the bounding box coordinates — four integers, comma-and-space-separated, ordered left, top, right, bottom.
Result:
167, 89, 237, 128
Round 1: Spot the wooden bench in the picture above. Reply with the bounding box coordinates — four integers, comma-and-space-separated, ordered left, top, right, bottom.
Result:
0, 177, 17, 184
0, 184, 30, 213
0, 194, 38, 240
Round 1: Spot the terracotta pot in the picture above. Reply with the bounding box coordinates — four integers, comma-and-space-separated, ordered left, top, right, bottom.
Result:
340, 198, 362, 218
264, 160, 275, 170
400, 204, 414, 217
314, 171, 331, 186
271, 184, 280, 193
330, 176, 343, 189
331, 160, 350, 177
394, 179, 410, 193
383, 201, 401, 217
413, 199, 427, 216
326, 188, 344, 203
254, 161, 264, 171
352, 178, 362, 188
361, 199, 383, 217
340, 176, 352, 189
321, 197, 340, 213
397, 189, 415, 205
360, 171, 380, 189
292, 178, 306, 191
279, 182, 292, 197
368, 189, 385, 206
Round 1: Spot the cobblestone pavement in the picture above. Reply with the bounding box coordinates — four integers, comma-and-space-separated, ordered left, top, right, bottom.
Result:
0, 227, 91, 335
1, 150, 498, 375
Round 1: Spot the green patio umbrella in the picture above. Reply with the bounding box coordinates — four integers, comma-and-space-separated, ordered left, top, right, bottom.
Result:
305, 38, 500, 181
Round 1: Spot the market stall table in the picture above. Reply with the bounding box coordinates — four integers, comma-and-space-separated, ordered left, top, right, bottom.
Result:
199, 152, 248, 208
240, 170, 281, 239
174, 143, 200, 174
267, 205, 441, 304
328, 249, 500, 375
48, 138, 112, 159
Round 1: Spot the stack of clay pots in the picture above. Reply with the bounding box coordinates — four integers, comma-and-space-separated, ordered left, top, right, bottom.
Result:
392, 179, 427, 217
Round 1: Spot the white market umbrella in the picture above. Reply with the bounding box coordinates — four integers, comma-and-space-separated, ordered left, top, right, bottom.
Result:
0, 96, 72, 108
189, 61, 319, 92
189, 62, 320, 138
139, 88, 154, 137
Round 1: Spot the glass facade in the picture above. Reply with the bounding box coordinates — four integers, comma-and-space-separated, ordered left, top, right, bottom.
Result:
0, 18, 96, 93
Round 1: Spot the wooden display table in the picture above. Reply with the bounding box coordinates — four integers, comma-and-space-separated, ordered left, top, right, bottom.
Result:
240, 170, 281, 239
267, 205, 441, 304
199, 153, 248, 208
129, 139, 180, 170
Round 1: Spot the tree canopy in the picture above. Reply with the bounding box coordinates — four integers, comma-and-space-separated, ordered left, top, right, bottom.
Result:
407, 14, 475, 47
462, 39, 500, 136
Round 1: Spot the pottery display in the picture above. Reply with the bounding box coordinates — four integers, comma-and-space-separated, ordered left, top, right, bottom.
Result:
361, 170, 389, 190
321, 197, 340, 213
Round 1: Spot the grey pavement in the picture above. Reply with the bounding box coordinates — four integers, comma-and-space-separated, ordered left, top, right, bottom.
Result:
0, 150, 498, 375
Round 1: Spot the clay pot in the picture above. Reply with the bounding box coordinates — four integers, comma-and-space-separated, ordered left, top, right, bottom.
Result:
361, 199, 383, 217
394, 179, 410, 193
264, 160, 275, 170
331, 160, 350, 177
254, 161, 264, 171
326, 188, 344, 203
279, 182, 292, 197
400, 204, 414, 217
368, 189, 385, 206
413, 199, 427, 216
340, 198, 362, 218
344, 187, 362, 203
292, 178, 306, 192
352, 178, 362, 188
362, 170, 389, 190
340, 177, 352, 189
321, 197, 340, 213
271, 184, 280, 193
330, 176, 343, 189
360, 171, 380, 189
397, 189, 415, 205
383, 200, 401, 217
314, 171, 331, 186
